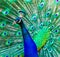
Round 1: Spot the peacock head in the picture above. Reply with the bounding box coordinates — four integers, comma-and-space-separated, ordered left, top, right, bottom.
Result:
13, 11, 26, 24
18, 10, 26, 18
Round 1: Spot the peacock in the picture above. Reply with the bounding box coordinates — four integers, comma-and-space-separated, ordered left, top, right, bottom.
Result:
0, 0, 60, 57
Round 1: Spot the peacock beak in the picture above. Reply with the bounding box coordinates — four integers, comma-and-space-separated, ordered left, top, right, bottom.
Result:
12, 21, 16, 25
12, 17, 22, 25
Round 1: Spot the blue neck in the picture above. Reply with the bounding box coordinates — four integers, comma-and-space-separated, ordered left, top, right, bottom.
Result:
19, 20, 38, 57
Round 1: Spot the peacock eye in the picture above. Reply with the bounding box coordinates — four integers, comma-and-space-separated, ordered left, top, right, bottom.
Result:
18, 32, 20, 34
18, 55, 20, 57
32, 14, 38, 19
6, 56, 8, 57
56, 0, 59, 2
47, 13, 49, 15
40, 2, 44, 6
39, 2, 44, 8
2, 8, 10, 15
2, 24, 4, 26
4, 32, 6, 35
2, 23, 6, 27
0, 22, 6, 28
2, 31, 7, 36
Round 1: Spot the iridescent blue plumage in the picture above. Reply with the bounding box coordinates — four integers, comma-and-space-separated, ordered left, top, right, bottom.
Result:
16, 17, 38, 57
